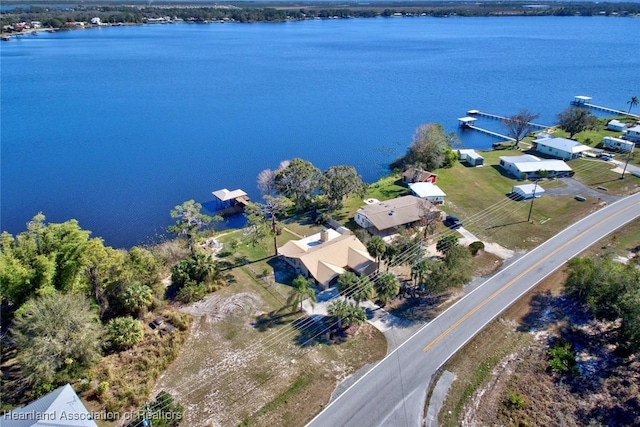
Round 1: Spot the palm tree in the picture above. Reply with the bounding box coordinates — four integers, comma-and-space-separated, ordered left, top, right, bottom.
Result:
411, 259, 430, 289
122, 282, 153, 317
628, 96, 639, 114
287, 275, 316, 312
327, 299, 366, 329
374, 272, 400, 306
366, 236, 386, 273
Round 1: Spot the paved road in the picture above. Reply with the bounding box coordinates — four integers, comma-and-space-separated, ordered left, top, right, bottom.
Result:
307, 192, 640, 427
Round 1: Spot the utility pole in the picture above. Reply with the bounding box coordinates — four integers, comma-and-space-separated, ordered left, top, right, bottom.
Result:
620, 144, 634, 179
527, 180, 539, 222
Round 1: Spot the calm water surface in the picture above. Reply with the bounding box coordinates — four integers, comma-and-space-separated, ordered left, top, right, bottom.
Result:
2, 17, 639, 247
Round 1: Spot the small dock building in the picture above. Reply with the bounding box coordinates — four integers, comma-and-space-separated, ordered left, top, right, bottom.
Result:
212, 188, 250, 215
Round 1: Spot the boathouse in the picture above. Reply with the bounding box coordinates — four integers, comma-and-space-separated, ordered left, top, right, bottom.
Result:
212, 188, 250, 215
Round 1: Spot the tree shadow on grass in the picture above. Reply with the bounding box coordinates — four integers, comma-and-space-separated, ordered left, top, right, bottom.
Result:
253, 309, 300, 332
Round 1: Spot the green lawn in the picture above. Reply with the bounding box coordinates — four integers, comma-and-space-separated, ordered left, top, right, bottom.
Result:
435, 150, 609, 250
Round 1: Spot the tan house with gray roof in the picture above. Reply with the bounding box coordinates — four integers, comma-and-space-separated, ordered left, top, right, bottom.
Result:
354, 195, 436, 237
278, 228, 376, 289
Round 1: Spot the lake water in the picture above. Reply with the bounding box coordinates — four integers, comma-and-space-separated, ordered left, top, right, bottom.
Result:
2, 16, 639, 248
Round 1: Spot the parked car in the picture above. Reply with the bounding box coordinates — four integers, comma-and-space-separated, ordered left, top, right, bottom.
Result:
443, 215, 462, 229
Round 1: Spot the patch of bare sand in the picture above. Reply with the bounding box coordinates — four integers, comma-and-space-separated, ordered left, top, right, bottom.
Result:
461, 352, 520, 427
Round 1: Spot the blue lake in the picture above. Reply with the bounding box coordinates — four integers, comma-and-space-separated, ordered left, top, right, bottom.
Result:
2, 16, 639, 248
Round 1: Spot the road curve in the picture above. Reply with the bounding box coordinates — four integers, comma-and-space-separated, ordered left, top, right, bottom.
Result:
307, 192, 640, 427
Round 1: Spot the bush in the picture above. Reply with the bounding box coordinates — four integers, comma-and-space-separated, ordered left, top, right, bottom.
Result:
469, 241, 485, 256
505, 391, 526, 410
108, 317, 144, 349
547, 338, 577, 374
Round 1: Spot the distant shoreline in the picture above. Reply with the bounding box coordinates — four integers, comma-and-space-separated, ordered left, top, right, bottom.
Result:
2, 1, 640, 38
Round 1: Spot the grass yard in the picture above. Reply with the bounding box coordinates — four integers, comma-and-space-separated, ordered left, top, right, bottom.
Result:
332, 174, 409, 224
152, 264, 387, 427
570, 158, 640, 195
436, 150, 603, 250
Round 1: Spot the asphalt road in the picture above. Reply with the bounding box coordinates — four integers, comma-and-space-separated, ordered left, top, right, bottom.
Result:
307, 192, 640, 427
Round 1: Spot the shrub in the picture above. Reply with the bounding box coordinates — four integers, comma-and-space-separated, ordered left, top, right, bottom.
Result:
107, 317, 144, 349
505, 391, 526, 410
547, 338, 577, 374
469, 241, 485, 256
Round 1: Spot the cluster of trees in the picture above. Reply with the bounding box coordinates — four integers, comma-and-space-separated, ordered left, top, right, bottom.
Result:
166, 200, 228, 303
245, 159, 366, 252
0, 214, 166, 398
565, 256, 640, 352
390, 123, 460, 172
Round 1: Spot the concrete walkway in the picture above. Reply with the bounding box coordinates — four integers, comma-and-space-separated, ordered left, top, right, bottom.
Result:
425, 371, 457, 427
301, 286, 424, 354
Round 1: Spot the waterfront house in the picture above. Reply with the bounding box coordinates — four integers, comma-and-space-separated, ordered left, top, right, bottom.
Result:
408, 182, 446, 205
601, 136, 634, 153
499, 154, 573, 180
533, 135, 591, 160
457, 149, 485, 166
607, 119, 627, 132
401, 167, 437, 184
622, 125, 640, 143
354, 195, 435, 237
1, 383, 98, 427
512, 183, 545, 200
278, 228, 376, 289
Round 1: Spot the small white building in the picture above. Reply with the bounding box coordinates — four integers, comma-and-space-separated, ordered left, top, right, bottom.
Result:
607, 119, 627, 132
622, 125, 640, 143
499, 154, 573, 180
533, 136, 591, 160
601, 136, 634, 153
512, 183, 545, 200
457, 149, 485, 166
90, 17, 102, 25
408, 182, 446, 205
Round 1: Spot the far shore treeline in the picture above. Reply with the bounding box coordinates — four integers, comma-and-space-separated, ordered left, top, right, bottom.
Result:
2, 1, 640, 32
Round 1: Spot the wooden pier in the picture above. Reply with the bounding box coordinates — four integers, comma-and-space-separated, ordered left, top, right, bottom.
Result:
458, 116, 515, 142
466, 110, 550, 129
570, 95, 640, 119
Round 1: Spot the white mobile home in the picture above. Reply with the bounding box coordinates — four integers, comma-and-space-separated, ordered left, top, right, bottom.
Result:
499, 154, 573, 180
512, 184, 545, 200
607, 119, 627, 132
409, 182, 447, 205
622, 125, 640, 143
601, 136, 634, 153
533, 136, 591, 160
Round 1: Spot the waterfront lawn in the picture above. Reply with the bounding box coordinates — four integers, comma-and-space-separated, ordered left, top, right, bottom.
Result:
435, 150, 599, 250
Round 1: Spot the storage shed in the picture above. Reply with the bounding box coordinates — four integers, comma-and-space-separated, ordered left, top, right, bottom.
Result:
607, 119, 627, 132
458, 149, 484, 166
512, 183, 545, 200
